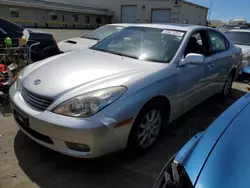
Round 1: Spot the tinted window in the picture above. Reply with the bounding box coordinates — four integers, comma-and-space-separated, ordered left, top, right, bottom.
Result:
0, 28, 7, 38
225, 32, 250, 46
0, 18, 24, 37
92, 27, 185, 63
208, 31, 227, 54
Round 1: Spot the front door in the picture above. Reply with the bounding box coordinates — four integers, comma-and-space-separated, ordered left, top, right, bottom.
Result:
173, 30, 210, 118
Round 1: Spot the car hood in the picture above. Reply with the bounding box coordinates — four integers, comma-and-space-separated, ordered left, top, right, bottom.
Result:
58, 37, 98, 52
174, 93, 250, 186
195, 95, 250, 188
21, 49, 161, 99
235, 44, 250, 55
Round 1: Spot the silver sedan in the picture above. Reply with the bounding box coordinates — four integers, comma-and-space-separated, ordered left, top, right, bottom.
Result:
10, 24, 242, 158
225, 29, 250, 74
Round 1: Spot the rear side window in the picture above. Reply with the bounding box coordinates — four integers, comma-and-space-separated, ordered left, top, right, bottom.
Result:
208, 31, 227, 54
0, 28, 7, 38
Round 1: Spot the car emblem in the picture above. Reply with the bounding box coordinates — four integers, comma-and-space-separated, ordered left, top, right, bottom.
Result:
33, 79, 41, 85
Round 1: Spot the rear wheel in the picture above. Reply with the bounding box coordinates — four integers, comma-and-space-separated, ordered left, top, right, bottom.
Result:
221, 73, 233, 96
128, 101, 169, 151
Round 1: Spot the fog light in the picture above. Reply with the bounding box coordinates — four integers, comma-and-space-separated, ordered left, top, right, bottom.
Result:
65, 142, 90, 152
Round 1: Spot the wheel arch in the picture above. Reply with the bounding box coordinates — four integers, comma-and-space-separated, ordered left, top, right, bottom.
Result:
132, 95, 171, 127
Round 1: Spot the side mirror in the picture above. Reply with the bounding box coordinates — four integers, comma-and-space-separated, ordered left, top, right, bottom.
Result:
179, 53, 205, 67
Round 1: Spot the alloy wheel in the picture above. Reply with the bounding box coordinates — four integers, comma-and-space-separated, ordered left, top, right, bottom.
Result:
137, 110, 162, 148
224, 74, 233, 95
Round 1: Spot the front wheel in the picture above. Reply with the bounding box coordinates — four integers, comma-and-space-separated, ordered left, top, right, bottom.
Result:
221, 73, 233, 96
128, 102, 169, 151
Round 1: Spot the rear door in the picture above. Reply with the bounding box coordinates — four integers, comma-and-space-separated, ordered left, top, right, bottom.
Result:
205, 30, 232, 94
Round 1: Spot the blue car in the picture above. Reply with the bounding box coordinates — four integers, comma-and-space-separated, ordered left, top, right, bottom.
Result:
154, 93, 250, 188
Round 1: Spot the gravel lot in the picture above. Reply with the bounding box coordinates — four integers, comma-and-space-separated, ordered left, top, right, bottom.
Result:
0, 29, 249, 188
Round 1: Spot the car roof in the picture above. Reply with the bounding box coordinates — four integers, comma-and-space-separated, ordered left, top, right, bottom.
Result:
108, 23, 137, 27
109, 23, 208, 31
228, 29, 250, 32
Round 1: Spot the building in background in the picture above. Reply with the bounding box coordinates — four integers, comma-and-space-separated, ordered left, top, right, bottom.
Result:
229, 18, 247, 25
0, 0, 208, 28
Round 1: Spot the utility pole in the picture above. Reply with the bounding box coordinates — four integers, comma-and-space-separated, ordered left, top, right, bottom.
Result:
208, 2, 213, 21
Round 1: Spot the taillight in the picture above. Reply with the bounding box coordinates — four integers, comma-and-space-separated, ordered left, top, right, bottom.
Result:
52, 36, 59, 49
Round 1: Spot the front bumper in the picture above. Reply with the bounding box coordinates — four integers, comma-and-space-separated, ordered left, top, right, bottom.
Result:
9, 85, 132, 158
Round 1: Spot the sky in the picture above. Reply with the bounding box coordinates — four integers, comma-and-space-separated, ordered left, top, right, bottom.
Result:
188, 0, 250, 22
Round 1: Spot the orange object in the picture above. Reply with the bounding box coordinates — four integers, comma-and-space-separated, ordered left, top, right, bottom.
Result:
115, 118, 133, 128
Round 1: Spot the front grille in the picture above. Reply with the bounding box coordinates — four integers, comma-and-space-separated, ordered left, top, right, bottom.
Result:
21, 87, 53, 111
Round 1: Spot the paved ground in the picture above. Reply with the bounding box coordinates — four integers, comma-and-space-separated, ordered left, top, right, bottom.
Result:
0, 29, 249, 188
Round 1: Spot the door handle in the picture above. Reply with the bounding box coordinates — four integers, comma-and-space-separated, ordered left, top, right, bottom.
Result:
208, 64, 214, 69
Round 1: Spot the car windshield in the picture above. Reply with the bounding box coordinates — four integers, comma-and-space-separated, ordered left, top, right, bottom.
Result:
91, 27, 185, 63
225, 32, 250, 46
82, 25, 124, 41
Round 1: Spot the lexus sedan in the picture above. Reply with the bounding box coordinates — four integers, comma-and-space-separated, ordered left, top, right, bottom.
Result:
58, 24, 133, 52
225, 29, 250, 77
154, 93, 250, 188
10, 24, 242, 158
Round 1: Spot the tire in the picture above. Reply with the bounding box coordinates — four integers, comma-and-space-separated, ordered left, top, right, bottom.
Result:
221, 72, 234, 97
128, 101, 169, 152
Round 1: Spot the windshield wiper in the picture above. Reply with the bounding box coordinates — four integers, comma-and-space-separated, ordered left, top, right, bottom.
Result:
83, 36, 99, 41
92, 48, 138, 59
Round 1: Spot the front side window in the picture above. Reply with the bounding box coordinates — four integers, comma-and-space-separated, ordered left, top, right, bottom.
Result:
184, 31, 209, 57
10, 8, 19, 18
83, 25, 124, 41
208, 31, 227, 54
92, 27, 185, 63
225, 31, 250, 46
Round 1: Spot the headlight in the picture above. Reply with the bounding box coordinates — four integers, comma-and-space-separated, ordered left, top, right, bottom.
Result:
52, 86, 127, 118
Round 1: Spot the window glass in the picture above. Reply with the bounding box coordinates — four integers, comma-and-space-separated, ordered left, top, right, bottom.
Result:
83, 25, 124, 41
85, 16, 90, 23
10, 8, 19, 18
92, 27, 185, 63
96, 17, 101, 24
50, 12, 58, 21
184, 31, 208, 57
0, 28, 7, 37
225, 31, 250, 46
208, 31, 227, 54
72, 15, 78, 22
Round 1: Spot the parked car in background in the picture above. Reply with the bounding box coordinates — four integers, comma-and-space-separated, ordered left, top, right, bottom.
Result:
218, 24, 249, 33
0, 17, 60, 62
58, 24, 133, 53
225, 29, 250, 79
10, 24, 241, 158
154, 93, 250, 188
